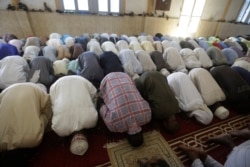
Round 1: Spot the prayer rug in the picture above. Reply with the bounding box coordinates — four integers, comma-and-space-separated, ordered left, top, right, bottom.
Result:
105, 130, 183, 167
168, 113, 250, 164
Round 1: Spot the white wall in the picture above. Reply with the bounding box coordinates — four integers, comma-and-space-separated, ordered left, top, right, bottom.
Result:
125, 0, 148, 14
0, 0, 243, 22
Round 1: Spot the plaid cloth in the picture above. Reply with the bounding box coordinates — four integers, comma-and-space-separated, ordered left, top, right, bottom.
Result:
99, 72, 151, 135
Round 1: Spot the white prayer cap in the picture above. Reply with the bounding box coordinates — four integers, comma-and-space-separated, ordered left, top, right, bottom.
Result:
70, 133, 88, 156
214, 106, 229, 120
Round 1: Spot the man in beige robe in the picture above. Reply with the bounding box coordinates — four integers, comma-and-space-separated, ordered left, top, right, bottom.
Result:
0, 83, 52, 151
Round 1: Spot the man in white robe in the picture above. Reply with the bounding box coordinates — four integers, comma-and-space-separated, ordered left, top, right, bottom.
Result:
189, 68, 229, 120
0, 56, 30, 90
49, 75, 98, 156
167, 72, 213, 125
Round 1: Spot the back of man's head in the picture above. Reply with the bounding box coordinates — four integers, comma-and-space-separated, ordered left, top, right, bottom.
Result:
128, 131, 143, 147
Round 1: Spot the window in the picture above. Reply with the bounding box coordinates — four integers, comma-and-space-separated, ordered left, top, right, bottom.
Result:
78, 0, 89, 11
98, 0, 120, 14
63, 0, 76, 10
178, 0, 206, 35
236, 0, 250, 24
98, 0, 108, 12
61, 0, 121, 14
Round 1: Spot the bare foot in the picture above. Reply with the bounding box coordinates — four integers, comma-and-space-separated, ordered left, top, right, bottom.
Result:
178, 144, 207, 162
229, 127, 250, 140
207, 134, 235, 150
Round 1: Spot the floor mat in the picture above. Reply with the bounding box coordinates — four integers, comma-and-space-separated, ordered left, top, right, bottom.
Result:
106, 130, 183, 167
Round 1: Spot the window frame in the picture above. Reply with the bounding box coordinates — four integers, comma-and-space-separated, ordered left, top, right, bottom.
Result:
236, 0, 250, 24
60, 0, 122, 15
179, 0, 206, 33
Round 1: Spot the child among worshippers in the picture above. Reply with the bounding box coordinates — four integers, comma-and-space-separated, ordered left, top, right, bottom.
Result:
135, 71, 180, 133
0, 56, 30, 90
77, 51, 104, 88
99, 51, 124, 76
210, 65, 250, 113
167, 72, 213, 125
49, 75, 98, 156
178, 125, 250, 167
28, 56, 55, 88
98, 72, 151, 147
188, 68, 229, 120
0, 82, 51, 152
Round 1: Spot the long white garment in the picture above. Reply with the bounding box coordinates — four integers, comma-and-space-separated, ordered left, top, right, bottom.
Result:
23, 45, 40, 61
167, 72, 213, 125
193, 48, 213, 68
154, 41, 163, 53
118, 49, 143, 78
161, 40, 172, 51
116, 40, 129, 52
141, 41, 155, 53
232, 58, 250, 72
129, 41, 144, 52
0, 56, 30, 89
163, 47, 187, 73
87, 39, 103, 57
188, 68, 226, 106
180, 48, 201, 69
46, 38, 63, 50
135, 50, 156, 72
50, 75, 98, 137
101, 41, 119, 55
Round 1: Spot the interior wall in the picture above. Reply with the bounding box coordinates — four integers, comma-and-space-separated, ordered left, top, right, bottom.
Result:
0, 0, 244, 21
0, 0, 249, 39
0, 10, 250, 39
0, 11, 33, 38
28, 12, 145, 37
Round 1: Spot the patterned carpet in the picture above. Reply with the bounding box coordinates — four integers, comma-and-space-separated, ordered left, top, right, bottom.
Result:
168, 113, 250, 164
99, 112, 250, 167
26, 105, 249, 167
105, 131, 183, 167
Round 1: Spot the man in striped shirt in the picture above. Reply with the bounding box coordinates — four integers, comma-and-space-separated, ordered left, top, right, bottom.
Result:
99, 72, 151, 147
